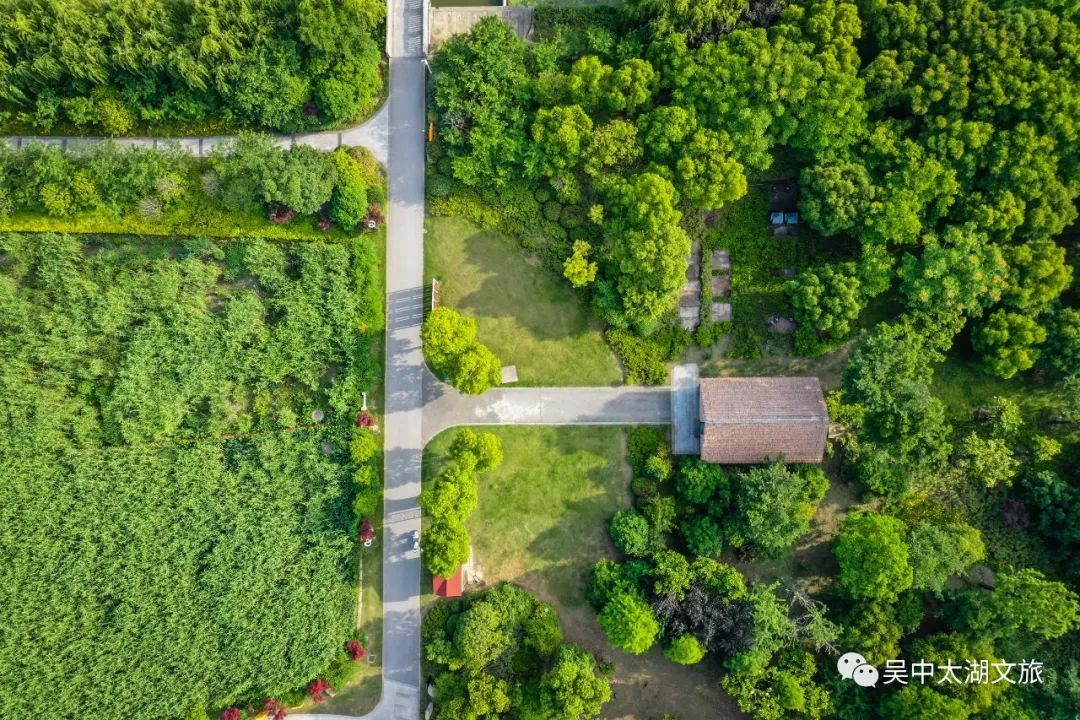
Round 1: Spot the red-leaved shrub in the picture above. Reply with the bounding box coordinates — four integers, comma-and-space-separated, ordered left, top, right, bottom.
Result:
220, 708, 240, 720
263, 697, 287, 720
347, 639, 366, 661
308, 678, 331, 703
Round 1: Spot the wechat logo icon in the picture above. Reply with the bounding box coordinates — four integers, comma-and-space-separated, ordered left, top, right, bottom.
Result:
838, 652, 879, 688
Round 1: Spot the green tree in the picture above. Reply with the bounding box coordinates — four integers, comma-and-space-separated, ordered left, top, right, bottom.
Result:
604, 172, 691, 332
834, 512, 913, 601
583, 119, 642, 180
1042, 306, 1080, 378
628, 0, 749, 38
651, 550, 693, 599
449, 429, 503, 473
598, 592, 660, 655
563, 240, 598, 288
421, 307, 502, 395
423, 519, 471, 579
727, 464, 828, 558
840, 322, 952, 496
265, 145, 339, 215
798, 161, 875, 236
537, 644, 613, 719
973, 310, 1047, 379
454, 602, 510, 673
609, 509, 652, 558
681, 515, 724, 558
639, 105, 697, 163
530, 105, 593, 180
603, 58, 658, 114
955, 569, 1080, 642
787, 262, 865, 354
664, 635, 707, 665
898, 226, 1009, 319
675, 129, 747, 210
432, 17, 532, 188
907, 521, 986, 594
676, 459, 728, 506
1004, 240, 1073, 313
955, 433, 1019, 488
880, 685, 972, 720
842, 600, 905, 666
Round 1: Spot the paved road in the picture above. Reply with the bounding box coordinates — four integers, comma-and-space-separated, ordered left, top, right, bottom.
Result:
423, 371, 671, 445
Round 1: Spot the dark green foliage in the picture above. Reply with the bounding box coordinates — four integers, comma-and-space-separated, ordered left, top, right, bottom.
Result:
725, 464, 828, 558
676, 459, 729, 506
680, 515, 724, 558
0, 233, 381, 720
1042, 306, 1080, 378
432, 17, 533, 189
838, 322, 952, 496
0, 0, 384, 134
604, 326, 689, 385
425, 583, 612, 720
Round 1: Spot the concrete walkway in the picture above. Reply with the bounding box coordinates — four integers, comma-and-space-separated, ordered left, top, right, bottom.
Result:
423, 371, 671, 444
0, 72, 391, 167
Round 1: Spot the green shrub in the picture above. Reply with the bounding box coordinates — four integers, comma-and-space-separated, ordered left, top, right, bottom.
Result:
664, 635, 707, 665
534, 186, 552, 203
97, 96, 135, 136
353, 486, 381, 520
543, 200, 563, 222
560, 204, 584, 228
429, 174, 454, 198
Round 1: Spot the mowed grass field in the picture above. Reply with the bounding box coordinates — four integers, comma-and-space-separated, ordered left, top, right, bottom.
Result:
423, 426, 741, 720
425, 216, 622, 387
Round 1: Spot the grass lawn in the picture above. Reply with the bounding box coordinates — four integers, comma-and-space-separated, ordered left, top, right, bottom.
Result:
425, 215, 621, 386
423, 426, 741, 720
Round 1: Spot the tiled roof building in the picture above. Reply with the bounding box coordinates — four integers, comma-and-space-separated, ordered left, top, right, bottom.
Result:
699, 376, 828, 464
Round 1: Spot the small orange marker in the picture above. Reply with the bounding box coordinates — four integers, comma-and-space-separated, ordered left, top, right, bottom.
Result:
428, 122, 435, 142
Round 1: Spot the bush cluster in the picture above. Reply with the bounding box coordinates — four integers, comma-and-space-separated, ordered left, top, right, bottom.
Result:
0, 136, 385, 234
424, 583, 612, 719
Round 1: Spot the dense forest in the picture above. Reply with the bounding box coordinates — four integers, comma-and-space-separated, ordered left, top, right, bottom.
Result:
0, 233, 383, 719
0, 0, 385, 134
427, 1, 1080, 718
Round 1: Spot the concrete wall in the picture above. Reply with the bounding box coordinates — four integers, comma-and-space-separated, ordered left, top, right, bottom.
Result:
428, 6, 533, 51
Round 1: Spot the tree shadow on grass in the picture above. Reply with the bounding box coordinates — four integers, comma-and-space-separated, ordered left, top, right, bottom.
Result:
454, 228, 602, 343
